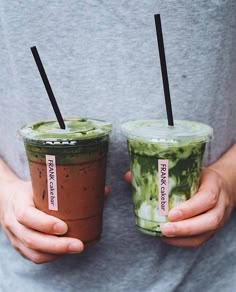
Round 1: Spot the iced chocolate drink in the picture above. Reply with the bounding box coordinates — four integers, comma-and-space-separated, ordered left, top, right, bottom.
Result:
19, 118, 112, 247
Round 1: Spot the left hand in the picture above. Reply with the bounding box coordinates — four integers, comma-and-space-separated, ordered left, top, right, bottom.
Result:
161, 167, 235, 247
124, 168, 235, 247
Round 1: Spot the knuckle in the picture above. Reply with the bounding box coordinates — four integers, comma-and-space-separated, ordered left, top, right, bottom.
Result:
2, 213, 17, 233
191, 237, 204, 248
15, 208, 27, 223
2, 214, 13, 230
223, 194, 230, 209
209, 213, 221, 230
191, 233, 214, 248
16, 248, 29, 260
225, 198, 230, 210
23, 235, 36, 249
19, 251, 28, 260
215, 172, 224, 189
8, 236, 20, 252
206, 190, 218, 208
11, 240, 19, 251
10, 240, 28, 260
180, 224, 192, 237
30, 253, 45, 264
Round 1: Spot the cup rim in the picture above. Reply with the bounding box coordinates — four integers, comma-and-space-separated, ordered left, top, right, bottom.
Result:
121, 119, 213, 144
18, 118, 112, 144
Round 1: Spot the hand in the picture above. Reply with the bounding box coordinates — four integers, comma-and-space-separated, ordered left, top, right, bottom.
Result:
161, 167, 235, 247
0, 179, 84, 264
124, 167, 235, 247
0, 178, 110, 264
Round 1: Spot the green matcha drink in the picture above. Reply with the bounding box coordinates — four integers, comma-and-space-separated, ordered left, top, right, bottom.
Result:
19, 118, 112, 247
122, 119, 213, 236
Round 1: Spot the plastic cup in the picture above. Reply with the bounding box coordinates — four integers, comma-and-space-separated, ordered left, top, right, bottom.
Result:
19, 118, 112, 247
121, 119, 213, 236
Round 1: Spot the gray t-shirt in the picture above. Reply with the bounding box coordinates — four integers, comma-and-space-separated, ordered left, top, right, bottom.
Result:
1, 1, 236, 291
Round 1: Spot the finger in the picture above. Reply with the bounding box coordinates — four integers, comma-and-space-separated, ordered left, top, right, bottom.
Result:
13, 221, 84, 254
161, 231, 214, 248
104, 185, 110, 198
5, 228, 60, 263
16, 240, 61, 264
168, 169, 222, 221
15, 206, 68, 235
4, 213, 84, 255
162, 191, 225, 237
2, 227, 60, 263
124, 171, 131, 184
13, 223, 84, 254
13, 182, 68, 235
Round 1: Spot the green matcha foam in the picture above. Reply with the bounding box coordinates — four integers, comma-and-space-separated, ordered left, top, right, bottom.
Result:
19, 118, 112, 144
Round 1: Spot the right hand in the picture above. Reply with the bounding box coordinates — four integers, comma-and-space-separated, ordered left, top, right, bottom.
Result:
0, 178, 84, 264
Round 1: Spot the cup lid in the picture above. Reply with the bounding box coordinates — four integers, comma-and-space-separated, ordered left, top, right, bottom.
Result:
19, 118, 112, 144
121, 119, 213, 144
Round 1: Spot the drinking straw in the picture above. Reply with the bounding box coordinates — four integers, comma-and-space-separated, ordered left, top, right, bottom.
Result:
154, 14, 174, 126
30, 46, 66, 129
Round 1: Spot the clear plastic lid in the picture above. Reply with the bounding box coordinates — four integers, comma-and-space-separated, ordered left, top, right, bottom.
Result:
121, 119, 213, 144
19, 118, 112, 144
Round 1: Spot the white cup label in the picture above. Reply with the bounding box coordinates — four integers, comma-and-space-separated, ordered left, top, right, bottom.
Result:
158, 160, 169, 215
46, 155, 58, 211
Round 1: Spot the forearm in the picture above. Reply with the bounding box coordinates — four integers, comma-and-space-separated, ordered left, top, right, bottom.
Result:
208, 144, 236, 208
0, 158, 20, 183
0, 159, 18, 224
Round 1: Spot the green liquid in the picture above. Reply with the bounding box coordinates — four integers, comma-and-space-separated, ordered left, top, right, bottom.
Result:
128, 139, 206, 236
25, 136, 109, 165
20, 119, 111, 165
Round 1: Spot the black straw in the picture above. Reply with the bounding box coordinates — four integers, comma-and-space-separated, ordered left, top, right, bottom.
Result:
154, 14, 174, 126
30, 46, 66, 129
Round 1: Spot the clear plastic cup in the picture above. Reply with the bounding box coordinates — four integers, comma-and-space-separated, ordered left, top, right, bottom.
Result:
121, 119, 213, 236
19, 118, 112, 247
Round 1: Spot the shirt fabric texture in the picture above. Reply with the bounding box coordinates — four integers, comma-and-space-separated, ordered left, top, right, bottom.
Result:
0, 1, 236, 291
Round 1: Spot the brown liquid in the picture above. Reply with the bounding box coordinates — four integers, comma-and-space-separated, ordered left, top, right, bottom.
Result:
26, 139, 109, 247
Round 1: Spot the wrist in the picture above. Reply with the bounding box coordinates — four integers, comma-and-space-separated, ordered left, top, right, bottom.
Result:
208, 159, 236, 209
0, 159, 21, 184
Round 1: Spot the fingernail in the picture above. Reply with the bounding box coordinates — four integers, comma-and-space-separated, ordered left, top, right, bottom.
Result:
68, 242, 83, 253
162, 223, 176, 236
168, 209, 182, 220
53, 222, 67, 234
